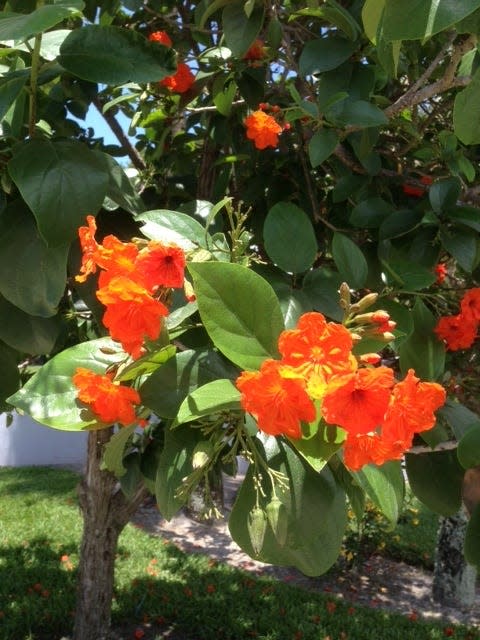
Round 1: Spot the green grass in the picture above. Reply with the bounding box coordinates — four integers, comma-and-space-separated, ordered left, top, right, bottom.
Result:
0, 467, 477, 640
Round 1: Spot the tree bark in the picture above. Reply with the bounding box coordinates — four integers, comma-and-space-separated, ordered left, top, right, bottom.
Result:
73, 429, 148, 640
432, 507, 477, 609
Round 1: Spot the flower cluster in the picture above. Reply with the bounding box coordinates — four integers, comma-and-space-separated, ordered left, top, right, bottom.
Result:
244, 104, 288, 150
76, 215, 186, 358
243, 39, 267, 62
434, 288, 480, 351
236, 311, 446, 471
149, 30, 195, 94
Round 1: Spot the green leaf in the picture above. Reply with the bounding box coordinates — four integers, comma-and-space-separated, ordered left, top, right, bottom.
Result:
0, 1, 83, 41
188, 262, 284, 371
380, 258, 436, 291
334, 100, 388, 128
229, 436, 347, 575
447, 206, 480, 232
454, 69, 480, 145
289, 423, 344, 473
331, 232, 368, 288
102, 424, 137, 477
0, 205, 68, 317
299, 37, 357, 77
382, 0, 480, 41
0, 72, 28, 121
119, 452, 142, 498
353, 461, 404, 526
8, 138, 109, 246
222, 0, 264, 57
263, 202, 317, 274
140, 349, 239, 419
93, 151, 145, 215
59, 25, 177, 84
212, 74, 237, 116
115, 345, 176, 383
465, 503, 480, 569
362, 0, 385, 43
429, 177, 461, 213
0, 295, 61, 354
137, 209, 210, 250
457, 424, 480, 469
350, 197, 395, 228
155, 425, 202, 520
0, 341, 20, 412
439, 399, 480, 440
175, 379, 241, 426
440, 228, 477, 273
7, 337, 125, 431
302, 267, 344, 322
398, 298, 445, 380
405, 450, 464, 516
378, 210, 423, 240
308, 129, 339, 167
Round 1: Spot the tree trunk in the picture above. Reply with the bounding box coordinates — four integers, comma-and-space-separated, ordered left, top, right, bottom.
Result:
73, 429, 148, 640
432, 507, 477, 609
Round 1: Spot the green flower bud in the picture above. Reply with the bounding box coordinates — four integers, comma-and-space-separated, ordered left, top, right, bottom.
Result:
247, 506, 267, 556
266, 497, 288, 547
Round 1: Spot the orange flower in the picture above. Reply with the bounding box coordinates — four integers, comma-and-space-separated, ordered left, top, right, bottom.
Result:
460, 288, 480, 322
73, 367, 141, 426
321, 367, 395, 435
434, 313, 477, 351
135, 242, 186, 291
434, 263, 447, 284
236, 359, 316, 439
343, 431, 407, 471
245, 110, 283, 150
243, 39, 267, 61
97, 276, 169, 358
160, 62, 195, 93
148, 30, 172, 47
76, 215, 102, 282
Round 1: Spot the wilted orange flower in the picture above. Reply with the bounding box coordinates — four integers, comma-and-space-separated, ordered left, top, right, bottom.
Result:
243, 39, 267, 61
460, 288, 480, 322
148, 30, 172, 47
97, 276, 169, 358
245, 110, 283, 150
76, 215, 102, 282
135, 242, 186, 291
236, 359, 316, 439
321, 367, 395, 435
160, 62, 195, 93
73, 367, 141, 426
434, 313, 477, 351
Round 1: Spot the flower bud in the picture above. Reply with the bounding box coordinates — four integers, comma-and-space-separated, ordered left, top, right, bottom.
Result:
192, 441, 214, 469
352, 312, 374, 325
351, 292, 378, 313
339, 282, 351, 309
266, 497, 288, 547
371, 310, 390, 324
247, 506, 267, 555
379, 331, 396, 342
359, 353, 381, 365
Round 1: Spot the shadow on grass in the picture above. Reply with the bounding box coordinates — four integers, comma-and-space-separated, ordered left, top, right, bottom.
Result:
0, 467, 80, 498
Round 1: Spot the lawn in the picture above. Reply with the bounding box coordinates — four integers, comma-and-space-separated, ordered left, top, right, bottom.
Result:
0, 466, 477, 640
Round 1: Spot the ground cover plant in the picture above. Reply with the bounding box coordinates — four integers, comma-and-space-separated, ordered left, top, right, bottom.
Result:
0, 466, 475, 640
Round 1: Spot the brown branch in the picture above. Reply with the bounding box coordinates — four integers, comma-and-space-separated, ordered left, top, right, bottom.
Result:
408, 440, 458, 455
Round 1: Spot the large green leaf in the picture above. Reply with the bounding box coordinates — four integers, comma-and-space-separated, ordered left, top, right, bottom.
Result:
137, 209, 210, 250
93, 151, 145, 215
58, 25, 177, 84
102, 424, 137, 478
140, 349, 239, 419
457, 424, 480, 469
465, 503, 480, 569
382, 0, 480, 41
308, 129, 339, 167
405, 450, 464, 516
0, 205, 68, 317
188, 262, 284, 371
8, 138, 109, 246
299, 37, 357, 77
0, 1, 83, 41
228, 436, 347, 576
353, 461, 404, 526
378, 210, 423, 240
439, 399, 480, 440
222, 0, 264, 57
331, 232, 368, 288
175, 379, 241, 426
440, 228, 478, 273
333, 100, 388, 128
289, 423, 344, 473
454, 68, 480, 145
0, 295, 61, 354
398, 298, 445, 380
0, 72, 28, 122
263, 202, 317, 274
381, 257, 436, 291
7, 337, 125, 431
350, 197, 395, 228
0, 341, 20, 412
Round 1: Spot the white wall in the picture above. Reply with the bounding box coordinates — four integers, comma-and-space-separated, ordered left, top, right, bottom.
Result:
0, 412, 87, 468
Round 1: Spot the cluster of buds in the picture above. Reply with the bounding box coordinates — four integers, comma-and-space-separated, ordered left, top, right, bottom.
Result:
339, 284, 396, 344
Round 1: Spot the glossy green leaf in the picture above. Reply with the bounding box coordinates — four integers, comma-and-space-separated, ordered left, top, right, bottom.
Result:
353, 461, 404, 526
381, 258, 436, 291
378, 210, 423, 240
0, 72, 28, 121
229, 436, 347, 575
406, 450, 464, 516
0, 295, 61, 354
302, 267, 344, 322
382, 0, 480, 41
188, 262, 284, 371
140, 349, 239, 419
447, 206, 480, 233
115, 345, 176, 383
331, 232, 368, 289
440, 229, 477, 273
308, 129, 339, 167
8, 138, 109, 246
175, 379, 241, 426
299, 37, 357, 77
0, 341, 20, 412
350, 197, 395, 228
93, 151, 145, 215
334, 100, 388, 128
465, 503, 480, 569
429, 177, 461, 213
137, 209, 210, 250
275, 286, 311, 329
362, 0, 385, 42
59, 25, 177, 84
7, 337, 124, 431
212, 74, 237, 116
0, 205, 68, 317
0, 1, 83, 41
457, 424, 480, 469
454, 68, 480, 144
263, 202, 317, 274
439, 399, 480, 440
102, 424, 137, 478
398, 298, 445, 380
119, 452, 142, 498
289, 423, 344, 473
222, 0, 264, 57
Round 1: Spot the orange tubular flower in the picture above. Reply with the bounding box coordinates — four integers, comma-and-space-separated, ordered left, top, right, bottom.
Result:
236, 359, 316, 439
148, 30, 173, 47
434, 313, 478, 351
135, 242, 186, 291
245, 110, 283, 150
73, 367, 141, 426
460, 288, 480, 323
76, 215, 102, 282
97, 276, 169, 359
160, 62, 195, 93
342, 432, 405, 471
321, 367, 395, 435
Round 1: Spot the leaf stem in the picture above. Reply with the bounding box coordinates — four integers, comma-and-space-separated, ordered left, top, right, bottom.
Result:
28, 33, 42, 137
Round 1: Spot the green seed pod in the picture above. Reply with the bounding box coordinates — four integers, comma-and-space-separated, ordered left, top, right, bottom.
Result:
247, 506, 267, 556
266, 497, 288, 547
192, 441, 214, 469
